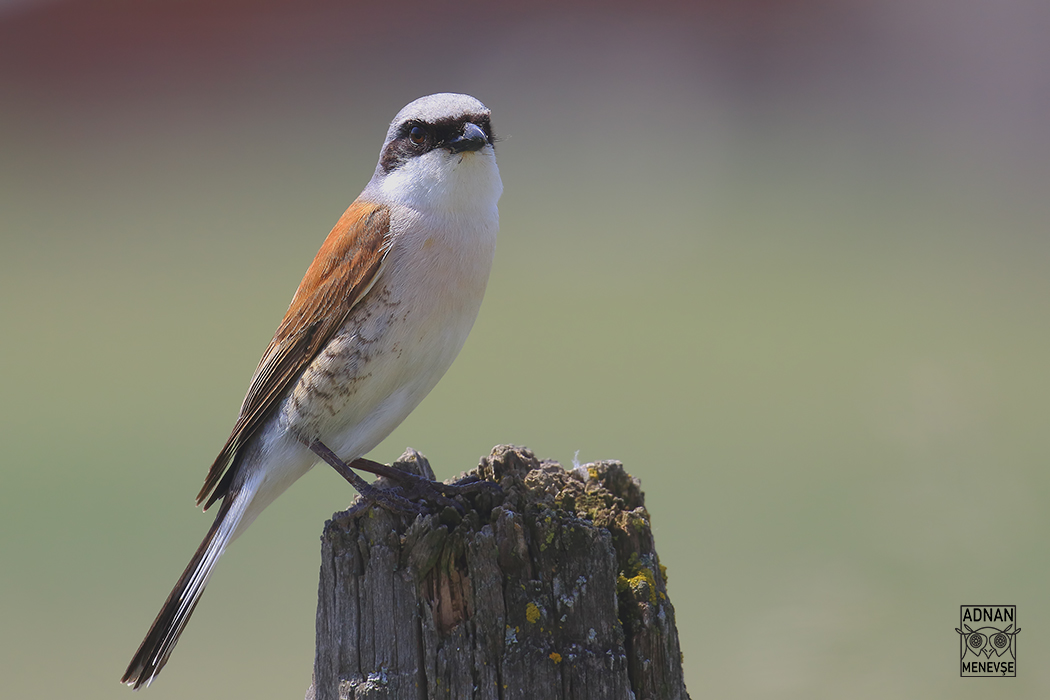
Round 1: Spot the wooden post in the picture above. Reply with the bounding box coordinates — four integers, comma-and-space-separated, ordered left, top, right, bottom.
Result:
306, 445, 690, 700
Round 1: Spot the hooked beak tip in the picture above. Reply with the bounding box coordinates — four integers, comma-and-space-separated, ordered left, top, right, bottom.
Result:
447, 122, 488, 154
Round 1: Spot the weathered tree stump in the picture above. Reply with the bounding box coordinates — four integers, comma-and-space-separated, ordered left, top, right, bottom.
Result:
306, 445, 690, 700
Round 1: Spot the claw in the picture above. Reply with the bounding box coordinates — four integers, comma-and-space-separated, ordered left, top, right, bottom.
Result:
361, 485, 427, 516
350, 456, 503, 504
310, 440, 501, 517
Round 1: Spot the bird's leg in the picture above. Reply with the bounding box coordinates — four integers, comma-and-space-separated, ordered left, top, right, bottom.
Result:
348, 456, 502, 500
309, 440, 424, 516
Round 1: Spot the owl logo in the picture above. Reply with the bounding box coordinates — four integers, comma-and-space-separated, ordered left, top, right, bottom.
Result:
955, 623, 1020, 661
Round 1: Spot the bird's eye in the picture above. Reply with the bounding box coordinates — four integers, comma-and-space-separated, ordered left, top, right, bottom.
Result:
409, 126, 427, 146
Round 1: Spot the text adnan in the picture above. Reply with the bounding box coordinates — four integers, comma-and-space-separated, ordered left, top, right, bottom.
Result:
962, 607, 1014, 623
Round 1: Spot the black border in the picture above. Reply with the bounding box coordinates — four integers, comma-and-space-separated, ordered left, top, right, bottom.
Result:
959, 605, 1017, 678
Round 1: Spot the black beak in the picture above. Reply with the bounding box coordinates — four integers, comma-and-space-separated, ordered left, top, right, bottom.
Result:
446, 122, 488, 153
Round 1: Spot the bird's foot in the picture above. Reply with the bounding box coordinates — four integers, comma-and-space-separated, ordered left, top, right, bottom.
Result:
355, 455, 500, 498
350, 454, 502, 515
309, 440, 425, 516
310, 441, 502, 516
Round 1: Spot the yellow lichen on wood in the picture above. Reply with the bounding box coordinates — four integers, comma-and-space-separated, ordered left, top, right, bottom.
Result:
624, 568, 657, 604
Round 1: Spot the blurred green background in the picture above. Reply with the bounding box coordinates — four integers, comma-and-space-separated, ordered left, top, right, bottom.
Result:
2, 0, 1048, 697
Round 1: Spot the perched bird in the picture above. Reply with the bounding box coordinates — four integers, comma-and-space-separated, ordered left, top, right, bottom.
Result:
122, 93, 502, 688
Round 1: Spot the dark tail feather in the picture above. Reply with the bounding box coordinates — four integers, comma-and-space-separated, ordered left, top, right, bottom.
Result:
122, 492, 246, 689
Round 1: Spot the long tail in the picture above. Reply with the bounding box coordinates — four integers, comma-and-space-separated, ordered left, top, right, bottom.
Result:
121, 482, 256, 689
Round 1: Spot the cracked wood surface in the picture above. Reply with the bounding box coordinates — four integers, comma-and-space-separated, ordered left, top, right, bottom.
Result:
306, 445, 690, 700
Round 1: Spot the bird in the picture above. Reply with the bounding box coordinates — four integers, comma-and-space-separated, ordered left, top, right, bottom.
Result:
121, 93, 502, 689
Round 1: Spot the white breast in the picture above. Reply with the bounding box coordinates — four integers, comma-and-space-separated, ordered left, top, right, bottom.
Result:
279, 144, 502, 461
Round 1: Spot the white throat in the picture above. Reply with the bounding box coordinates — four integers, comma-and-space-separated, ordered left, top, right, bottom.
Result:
369, 145, 503, 218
